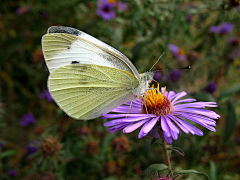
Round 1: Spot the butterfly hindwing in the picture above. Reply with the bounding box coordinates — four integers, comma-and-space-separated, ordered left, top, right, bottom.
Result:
48, 64, 139, 120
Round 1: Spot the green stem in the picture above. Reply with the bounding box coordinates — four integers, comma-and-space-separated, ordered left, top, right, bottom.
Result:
162, 140, 173, 178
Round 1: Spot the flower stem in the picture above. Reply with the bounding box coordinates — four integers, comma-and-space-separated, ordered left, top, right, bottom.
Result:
162, 140, 173, 178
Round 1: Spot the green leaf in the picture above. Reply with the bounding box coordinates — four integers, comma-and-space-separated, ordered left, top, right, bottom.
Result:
173, 170, 210, 180
141, 164, 169, 179
209, 161, 217, 180
102, 177, 119, 180
190, 92, 216, 102
217, 84, 240, 100
0, 149, 15, 158
99, 133, 114, 159
224, 99, 237, 143
166, 147, 185, 156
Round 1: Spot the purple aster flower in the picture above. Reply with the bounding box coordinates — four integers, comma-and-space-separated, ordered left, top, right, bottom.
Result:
97, 0, 116, 20
25, 140, 39, 155
103, 85, 220, 144
39, 89, 53, 102
209, 22, 233, 34
118, 2, 128, 11
8, 170, 17, 177
168, 44, 186, 61
16, 6, 30, 15
19, 112, 36, 127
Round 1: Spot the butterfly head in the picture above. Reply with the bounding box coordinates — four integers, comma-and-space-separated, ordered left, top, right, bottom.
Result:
140, 72, 154, 85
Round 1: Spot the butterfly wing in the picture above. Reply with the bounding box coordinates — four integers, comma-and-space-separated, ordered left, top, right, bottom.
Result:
42, 26, 140, 80
48, 64, 139, 120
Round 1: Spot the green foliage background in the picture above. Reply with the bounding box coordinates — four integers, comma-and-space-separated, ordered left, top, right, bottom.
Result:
0, 0, 240, 179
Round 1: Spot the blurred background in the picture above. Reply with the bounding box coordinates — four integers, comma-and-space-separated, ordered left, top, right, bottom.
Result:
0, 0, 240, 179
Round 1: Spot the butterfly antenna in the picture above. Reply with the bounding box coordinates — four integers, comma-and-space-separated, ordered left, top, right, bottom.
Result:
153, 66, 191, 73
149, 52, 165, 71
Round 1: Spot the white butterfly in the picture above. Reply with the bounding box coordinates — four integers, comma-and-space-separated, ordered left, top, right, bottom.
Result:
42, 26, 154, 120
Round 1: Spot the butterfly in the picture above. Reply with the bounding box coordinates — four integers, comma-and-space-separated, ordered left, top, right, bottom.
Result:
41, 26, 154, 120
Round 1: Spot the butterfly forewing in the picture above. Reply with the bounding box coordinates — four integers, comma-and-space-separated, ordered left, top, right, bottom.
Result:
48, 64, 139, 120
42, 26, 140, 80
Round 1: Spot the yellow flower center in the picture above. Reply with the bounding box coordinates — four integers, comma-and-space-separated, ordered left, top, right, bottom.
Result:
140, 85, 173, 116
178, 49, 185, 55
107, 0, 116, 4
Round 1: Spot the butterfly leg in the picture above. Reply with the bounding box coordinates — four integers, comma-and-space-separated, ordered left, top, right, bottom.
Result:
143, 94, 152, 118
128, 100, 133, 114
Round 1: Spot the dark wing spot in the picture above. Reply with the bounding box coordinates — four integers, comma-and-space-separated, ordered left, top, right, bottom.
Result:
71, 61, 79, 64
48, 26, 81, 36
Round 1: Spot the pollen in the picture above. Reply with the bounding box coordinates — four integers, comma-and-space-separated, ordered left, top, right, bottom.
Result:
178, 49, 185, 55
140, 84, 173, 116
107, 0, 116, 4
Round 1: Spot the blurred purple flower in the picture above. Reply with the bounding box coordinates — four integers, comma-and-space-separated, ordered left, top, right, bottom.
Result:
0, 142, 4, 149
209, 22, 233, 34
16, 6, 30, 15
103, 86, 220, 144
168, 44, 186, 61
0, 81, 2, 88
185, 14, 191, 24
97, 0, 116, 20
39, 89, 53, 102
153, 72, 162, 82
118, 2, 128, 11
25, 140, 39, 155
8, 170, 17, 177
168, 70, 182, 82
19, 112, 36, 127
232, 50, 239, 59
206, 82, 217, 93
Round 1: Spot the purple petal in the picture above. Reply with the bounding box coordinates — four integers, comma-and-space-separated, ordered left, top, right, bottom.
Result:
112, 106, 140, 113
178, 54, 186, 61
179, 113, 216, 132
138, 117, 158, 138
104, 116, 149, 127
173, 108, 220, 119
169, 115, 203, 136
165, 116, 179, 140
108, 122, 131, 132
161, 116, 171, 137
209, 26, 219, 33
163, 131, 172, 144
171, 91, 187, 104
168, 114, 189, 134
167, 91, 176, 100
123, 119, 150, 133
141, 117, 159, 134
168, 44, 179, 54
102, 113, 150, 119
165, 116, 180, 134
172, 98, 196, 105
